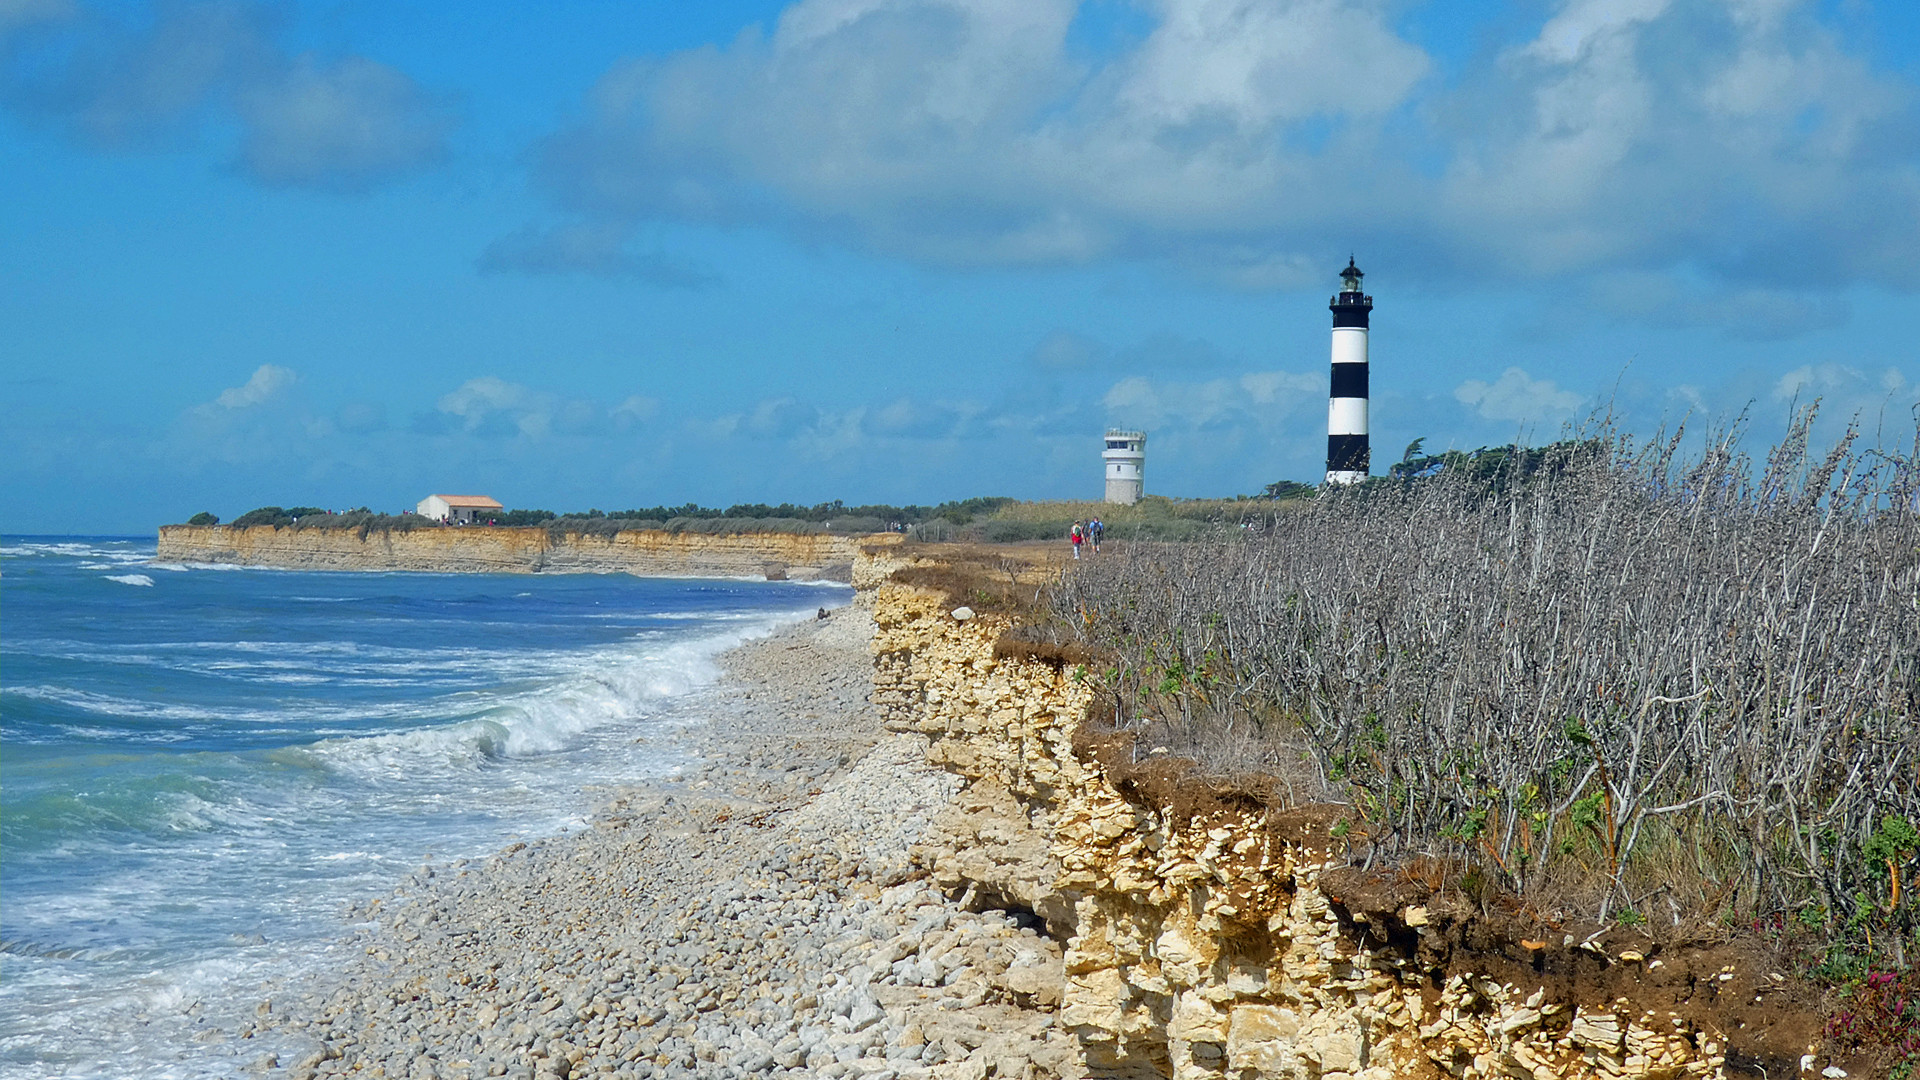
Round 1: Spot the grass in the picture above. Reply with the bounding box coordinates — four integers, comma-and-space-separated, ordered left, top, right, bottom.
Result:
911, 495, 1304, 543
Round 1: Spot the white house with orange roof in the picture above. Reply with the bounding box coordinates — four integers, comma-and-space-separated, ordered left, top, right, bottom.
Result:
416, 494, 503, 524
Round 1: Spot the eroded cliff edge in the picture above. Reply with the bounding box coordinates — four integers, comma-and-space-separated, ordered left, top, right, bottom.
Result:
156, 524, 870, 580
858, 545, 1830, 1080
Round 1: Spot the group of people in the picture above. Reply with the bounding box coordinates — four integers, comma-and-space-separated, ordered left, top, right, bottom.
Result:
1069, 518, 1104, 559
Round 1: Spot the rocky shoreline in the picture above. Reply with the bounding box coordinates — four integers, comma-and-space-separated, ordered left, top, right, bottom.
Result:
244, 603, 1074, 1080
154, 525, 868, 581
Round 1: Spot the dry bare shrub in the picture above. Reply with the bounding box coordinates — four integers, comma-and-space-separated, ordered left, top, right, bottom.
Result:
1056, 407, 1920, 953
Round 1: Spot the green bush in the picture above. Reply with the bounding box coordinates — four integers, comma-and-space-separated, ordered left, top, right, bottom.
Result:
186, 511, 219, 526
230, 506, 287, 528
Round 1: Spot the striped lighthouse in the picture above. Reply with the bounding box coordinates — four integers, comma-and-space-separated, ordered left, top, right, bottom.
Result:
1325, 256, 1372, 485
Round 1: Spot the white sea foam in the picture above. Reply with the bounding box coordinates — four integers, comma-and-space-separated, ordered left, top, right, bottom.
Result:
104, 574, 155, 587
53, 723, 193, 743
4, 541, 146, 560
0, 578, 821, 1080
3, 684, 444, 727
302, 631, 745, 775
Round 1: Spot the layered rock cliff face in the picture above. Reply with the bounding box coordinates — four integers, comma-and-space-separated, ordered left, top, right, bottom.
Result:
860, 549, 1794, 1080
156, 525, 867, 580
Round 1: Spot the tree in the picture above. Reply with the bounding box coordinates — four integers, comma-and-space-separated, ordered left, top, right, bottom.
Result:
1262, 480, 1316, 500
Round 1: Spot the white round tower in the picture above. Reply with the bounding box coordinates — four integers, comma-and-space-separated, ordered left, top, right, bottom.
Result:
1103, 429, 1146, 505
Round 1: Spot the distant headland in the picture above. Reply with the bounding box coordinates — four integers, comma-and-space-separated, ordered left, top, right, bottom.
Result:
155, 494, 1313, 578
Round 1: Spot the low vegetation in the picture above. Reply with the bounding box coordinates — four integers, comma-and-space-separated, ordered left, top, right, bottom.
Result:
522, 499, 1008, 536
175, 498, 1036, 538
1049, 409, 1918, 1001
909, 495, 1299, 543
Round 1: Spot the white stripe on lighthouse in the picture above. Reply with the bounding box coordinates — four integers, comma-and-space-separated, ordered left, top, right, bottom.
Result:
1331, 327, 1368, 367
1329, 396, 1367, 435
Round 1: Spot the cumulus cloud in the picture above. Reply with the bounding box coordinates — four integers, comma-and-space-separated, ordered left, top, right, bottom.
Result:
1454, 368, 1585, 423
0, 0, 451, 191
612, 395, 659, 426
1435, 0, 1918, 287
233, 54, 449, 191
210, 363, 295, 409
1772, 362, 1904, 403
526, 0, 1428, 269
1103, 369, 1320, 429
476, 223, 720, 288
740, 397, 822, 441
859, 396, 988, 439
435, 376, 609, 440
510, 0, 1917, 327
1769, 363, 1916, 437
175, 364, 303, 463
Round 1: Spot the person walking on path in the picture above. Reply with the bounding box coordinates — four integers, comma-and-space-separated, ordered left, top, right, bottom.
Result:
1070, 521, 1084, 559
1089, 518, 1103, 553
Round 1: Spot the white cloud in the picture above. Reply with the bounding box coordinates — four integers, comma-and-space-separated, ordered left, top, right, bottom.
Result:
1772, 362, 1915, 420
612, 395, 659, 424
1, 1, 450, 192
513, 0, 1918, 324
530, 0, 1431, 268
1104, 370, 1320, 429
1455, 368, 1585, 423
234, 54, 451, 192
1437, 0, 1918, 286
212, 364, 296, 409
175, 363, 305, 465
1524, 0, 1673, 64
438, 376, 530, 419
435, 376, 609, 440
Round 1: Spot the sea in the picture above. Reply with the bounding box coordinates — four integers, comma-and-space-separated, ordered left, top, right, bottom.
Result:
0, 536, 848, 1079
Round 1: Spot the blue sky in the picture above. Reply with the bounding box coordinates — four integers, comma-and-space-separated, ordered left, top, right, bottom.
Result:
3, 0, 1916, 534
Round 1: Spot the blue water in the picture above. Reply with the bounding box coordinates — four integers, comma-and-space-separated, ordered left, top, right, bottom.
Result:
0, 537, 845, 1078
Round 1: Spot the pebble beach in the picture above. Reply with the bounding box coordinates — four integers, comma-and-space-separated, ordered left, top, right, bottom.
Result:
244, 604, 1076, 1080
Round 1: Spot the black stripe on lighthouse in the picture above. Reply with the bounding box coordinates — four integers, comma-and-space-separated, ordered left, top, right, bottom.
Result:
1328, 434, 1369, 472
1329, 363, 1368, 399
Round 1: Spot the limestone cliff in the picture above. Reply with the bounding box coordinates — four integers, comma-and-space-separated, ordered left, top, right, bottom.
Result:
156, 524, 875, 580
860, 547, 1825, 1080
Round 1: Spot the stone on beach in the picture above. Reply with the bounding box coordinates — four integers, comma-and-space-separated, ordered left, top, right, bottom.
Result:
251, 603, 1078, 1080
